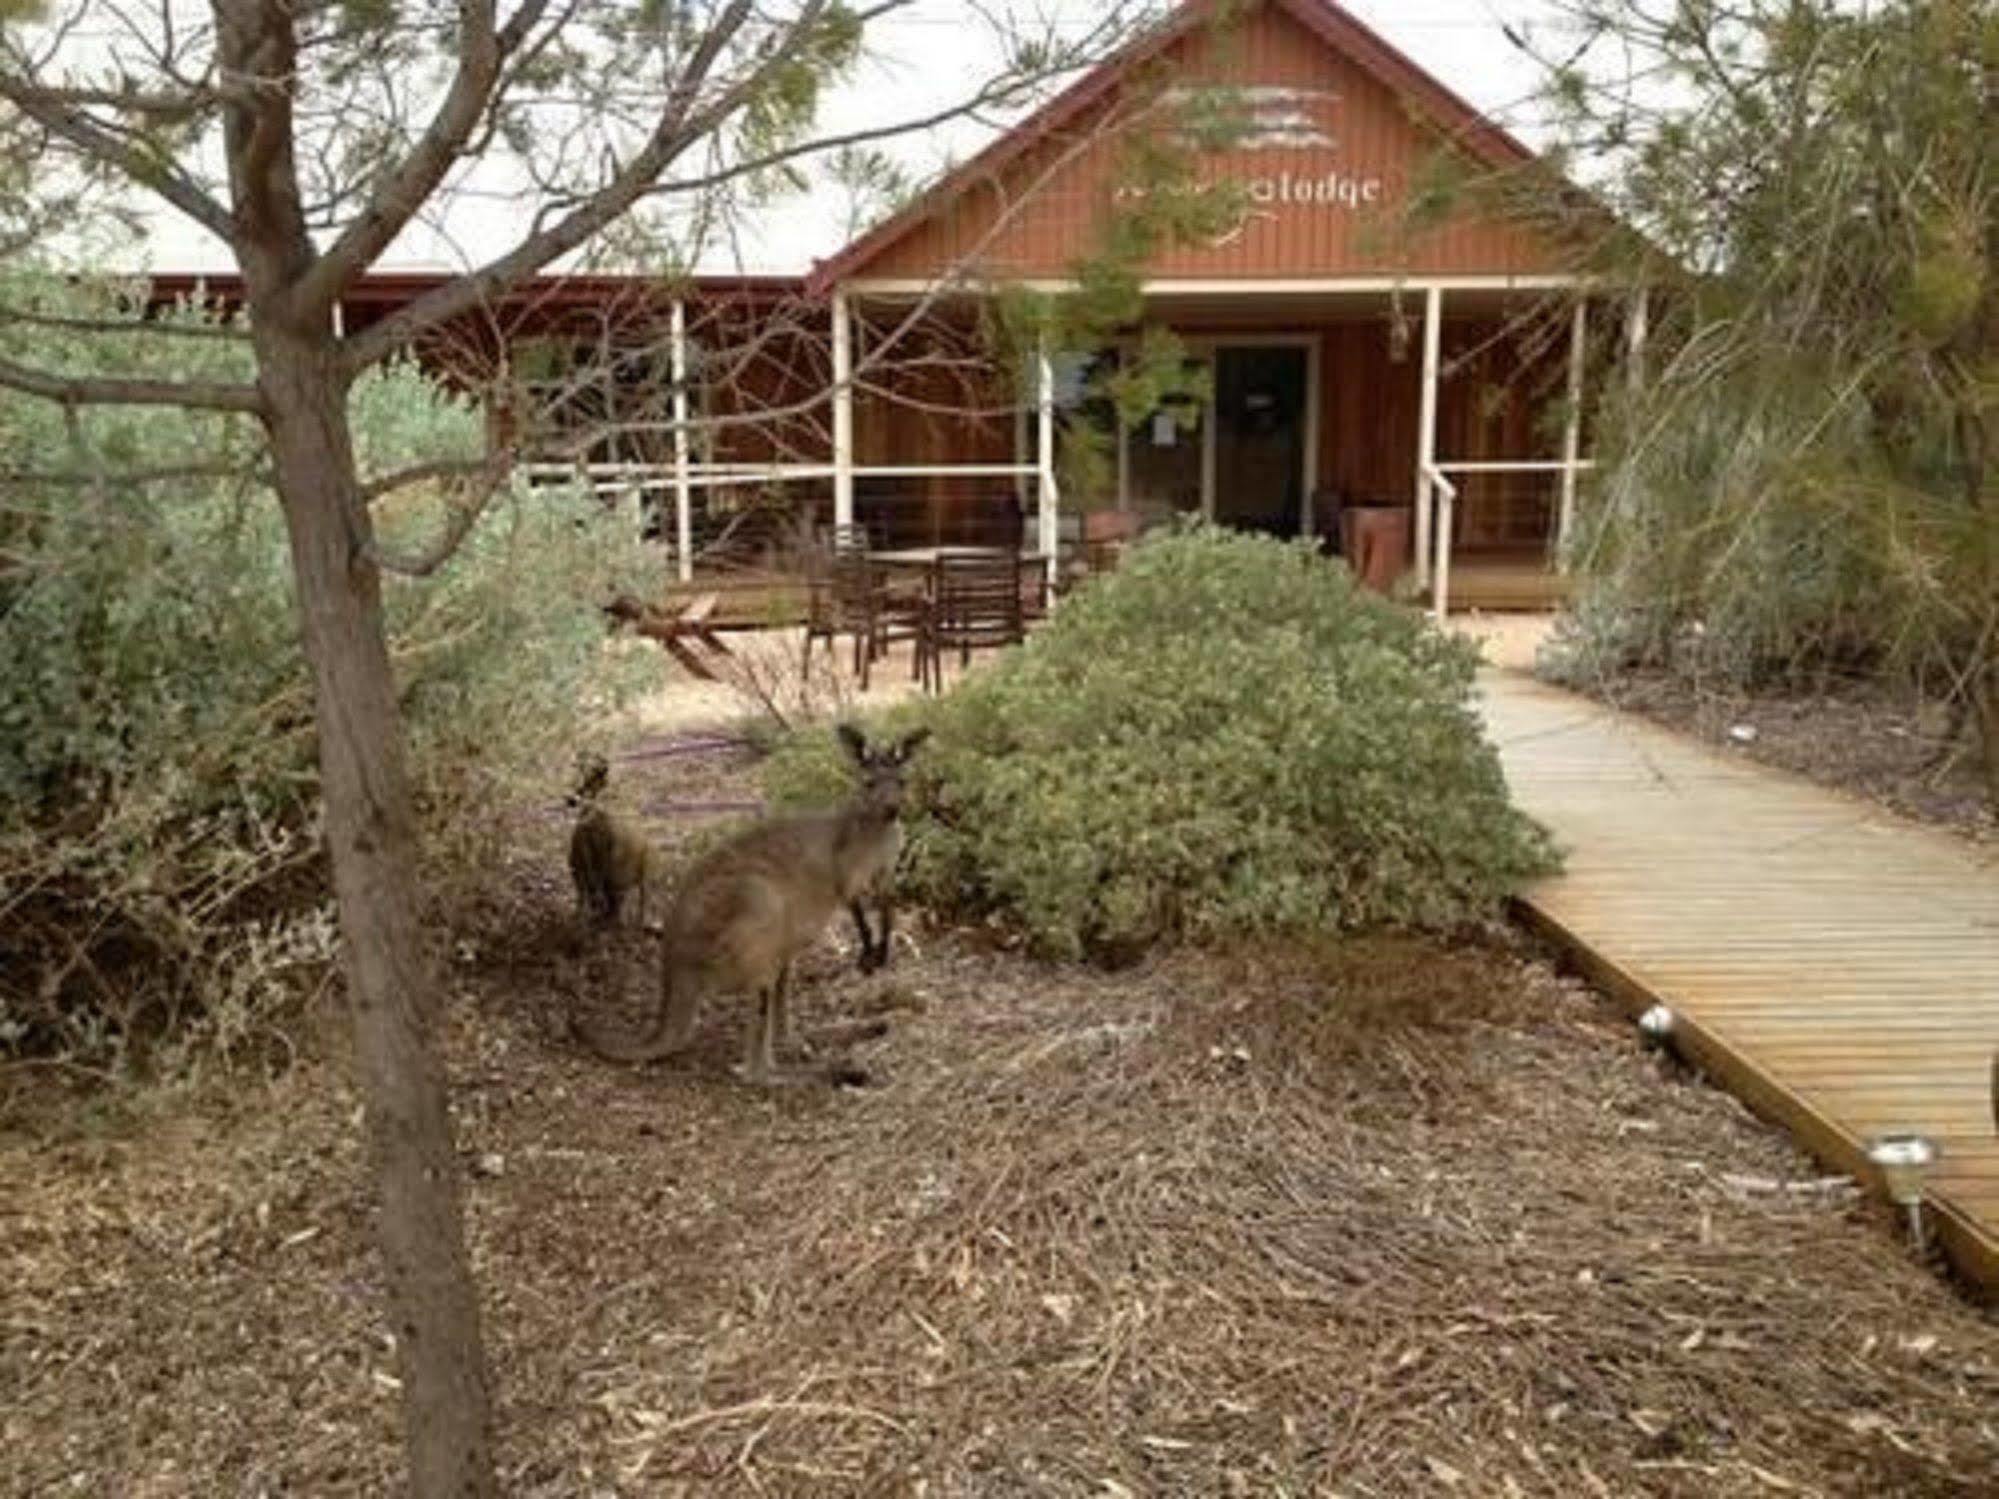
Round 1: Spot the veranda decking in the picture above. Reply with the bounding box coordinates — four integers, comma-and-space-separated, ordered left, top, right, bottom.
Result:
1446, 554, 1570, 613
1481, 671, 1999, 1299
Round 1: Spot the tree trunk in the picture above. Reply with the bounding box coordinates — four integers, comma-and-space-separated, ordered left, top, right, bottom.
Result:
258, 331, 497, 1496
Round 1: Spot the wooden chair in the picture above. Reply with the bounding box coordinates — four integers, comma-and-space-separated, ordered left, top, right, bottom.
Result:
803, 537, 924, 689
920, 553, 1024, 693
861, 551, 928, 689
802, 537, 870, 679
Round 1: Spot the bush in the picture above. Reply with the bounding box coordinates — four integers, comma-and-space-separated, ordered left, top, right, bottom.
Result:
764, 526, 1558, 960
1538, 383, 1920, 694
0, 274, 654, 1071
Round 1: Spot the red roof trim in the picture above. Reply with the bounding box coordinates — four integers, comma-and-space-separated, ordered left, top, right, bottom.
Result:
143, 269, 805, 309
806, 0, 1538, 294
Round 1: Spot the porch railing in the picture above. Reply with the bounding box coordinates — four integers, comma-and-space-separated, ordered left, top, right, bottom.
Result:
1422, 458, 1595, 622
522, 458, 1053, 579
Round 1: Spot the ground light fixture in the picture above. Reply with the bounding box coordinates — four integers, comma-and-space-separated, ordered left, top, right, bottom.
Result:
1637, 1004, 1675, 1047
1866, 1133, 1939, 1250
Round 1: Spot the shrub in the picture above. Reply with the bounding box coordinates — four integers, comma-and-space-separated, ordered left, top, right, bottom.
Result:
0, 274, 654, 1071
1538, 384, 1917, 693
764, 526, 1558, 960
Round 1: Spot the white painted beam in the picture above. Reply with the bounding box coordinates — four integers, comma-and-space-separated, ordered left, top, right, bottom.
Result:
1037, 336, 1059, 592
1558, 297, 1589, 563
1413, 284, 1443, 589
832, 287, 854, 528
670, 298, 693, 582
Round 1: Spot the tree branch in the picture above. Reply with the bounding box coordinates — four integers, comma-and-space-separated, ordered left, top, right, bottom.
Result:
340, 0, 777, 374
364, 454, 515, 578
0, 66, 233, 240
297, 1, 553, 312
362, 456, 500, 503
0, 77, 215, 120
0, 462, 264, 488
214, 0, 312, 260
0, 354, 264, 412
635, 69, 1105, 208
0, 303, 251, 341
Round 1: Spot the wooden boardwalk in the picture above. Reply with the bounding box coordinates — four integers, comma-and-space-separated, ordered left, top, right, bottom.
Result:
1480, 671, 1999, 1298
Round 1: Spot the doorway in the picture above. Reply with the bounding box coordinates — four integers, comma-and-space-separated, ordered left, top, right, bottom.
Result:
1211, 345, 1309, 538
1113, 335, 1319, 535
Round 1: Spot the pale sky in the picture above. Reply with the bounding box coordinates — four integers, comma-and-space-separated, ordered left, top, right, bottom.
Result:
110, 0, 1566, 278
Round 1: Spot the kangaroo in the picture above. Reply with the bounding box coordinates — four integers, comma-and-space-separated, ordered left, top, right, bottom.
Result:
567, 757, 665, 929
578, 724, 929, 1084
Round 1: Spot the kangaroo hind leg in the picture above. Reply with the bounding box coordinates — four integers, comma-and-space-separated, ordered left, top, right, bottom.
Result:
737, 983, 802, 1087
771, 962, 807, 1058
848, 899, 882, 972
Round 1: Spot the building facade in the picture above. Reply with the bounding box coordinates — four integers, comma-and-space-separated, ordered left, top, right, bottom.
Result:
152, 0, 1632, 612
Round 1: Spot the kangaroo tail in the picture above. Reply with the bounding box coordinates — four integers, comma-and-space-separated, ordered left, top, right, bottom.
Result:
577, 937, 700, 1063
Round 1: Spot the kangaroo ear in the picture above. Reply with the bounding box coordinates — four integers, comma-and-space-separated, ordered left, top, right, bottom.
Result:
894, 728, 932, 762
835, 723, 870, 765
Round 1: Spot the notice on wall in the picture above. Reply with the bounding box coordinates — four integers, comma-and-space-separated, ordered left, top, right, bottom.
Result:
1152, 411, 1178, 447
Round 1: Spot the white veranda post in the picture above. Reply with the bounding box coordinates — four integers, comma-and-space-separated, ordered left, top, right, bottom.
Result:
832, 288, 854, 529
1037, 336, 1059, 593
1413, 284, 1443, 589
670, 298, 693, 583
1557, 297, 1589, 561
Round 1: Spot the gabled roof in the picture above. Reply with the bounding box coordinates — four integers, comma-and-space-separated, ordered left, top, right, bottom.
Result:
807, 0, 1539, 293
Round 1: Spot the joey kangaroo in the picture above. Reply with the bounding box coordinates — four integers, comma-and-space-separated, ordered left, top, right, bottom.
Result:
567, 757, 665, 929
578, 724, 929, 1084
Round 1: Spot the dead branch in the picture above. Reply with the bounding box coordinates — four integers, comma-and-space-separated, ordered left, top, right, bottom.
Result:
0, 59, 232, 239
338, 0, 772, 374
0, 353, 263, 412
0, 463, 263, 488
0, 303, 251, 340
295, 1, 552, 313
364, 455, 515, 579
362, 456, 503, 504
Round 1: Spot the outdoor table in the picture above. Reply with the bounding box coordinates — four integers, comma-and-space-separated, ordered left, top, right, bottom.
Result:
870, 546, 1048, 583
866, 546, 1053, 621
870, 545, 1036, 566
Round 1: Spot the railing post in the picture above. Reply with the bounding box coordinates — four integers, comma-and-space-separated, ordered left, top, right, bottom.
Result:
1414, 284, 1443, 589
1558, 296, 1589, 564
832, 287, 854, 529
670, 298, 693, 582
1430, 470, 1456, 624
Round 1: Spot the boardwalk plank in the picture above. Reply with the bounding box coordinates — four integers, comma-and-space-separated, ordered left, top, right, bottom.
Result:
1484, 671, 1999, 1299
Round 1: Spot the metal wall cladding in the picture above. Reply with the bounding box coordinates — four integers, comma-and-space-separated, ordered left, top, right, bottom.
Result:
862, 4, 1566, 284
1314, 315, 1565, 542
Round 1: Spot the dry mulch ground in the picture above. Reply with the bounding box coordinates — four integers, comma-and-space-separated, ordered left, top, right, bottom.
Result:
4, 739, 1997, 1497
1566, 668, 1995, 844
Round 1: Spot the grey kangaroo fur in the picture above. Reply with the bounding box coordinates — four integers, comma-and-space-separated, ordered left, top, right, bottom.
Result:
577, 723, 929, 1083
567, 757, 665, 929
